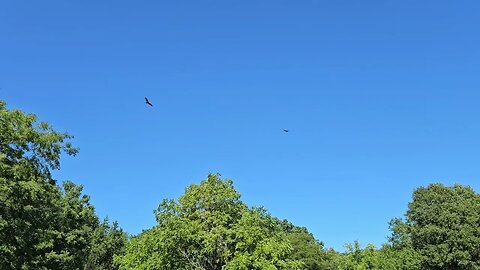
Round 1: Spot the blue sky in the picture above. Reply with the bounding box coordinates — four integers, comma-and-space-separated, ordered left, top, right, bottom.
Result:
1, 1, 479, 250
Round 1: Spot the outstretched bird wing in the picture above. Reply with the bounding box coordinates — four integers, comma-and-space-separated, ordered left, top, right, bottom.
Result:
145, 97, 153, 106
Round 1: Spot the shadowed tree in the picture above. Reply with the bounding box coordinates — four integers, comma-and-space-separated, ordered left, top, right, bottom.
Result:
0, 100, 126, 270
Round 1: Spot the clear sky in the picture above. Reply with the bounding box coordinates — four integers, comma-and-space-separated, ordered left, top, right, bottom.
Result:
1, 1, 479, 250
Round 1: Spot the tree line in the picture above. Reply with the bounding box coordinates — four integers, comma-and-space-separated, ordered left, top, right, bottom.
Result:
1, 100, 479, 269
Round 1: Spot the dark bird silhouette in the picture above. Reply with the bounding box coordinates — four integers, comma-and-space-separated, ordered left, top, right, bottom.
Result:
145, 97, 153, 107
283, 129, 289, 133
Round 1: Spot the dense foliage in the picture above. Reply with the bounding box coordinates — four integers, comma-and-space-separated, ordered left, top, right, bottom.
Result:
0, 100, 127, 270
2, 100, 480, 269
389, 183, 480, 270
115, 174, 308, 270
337, 183, 480, 270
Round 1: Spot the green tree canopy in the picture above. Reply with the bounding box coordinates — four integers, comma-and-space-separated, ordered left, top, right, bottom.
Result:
116, 173, 303, 270
0, 100, 126, 269
276, 219, 339, 270
389, 183, 480, 269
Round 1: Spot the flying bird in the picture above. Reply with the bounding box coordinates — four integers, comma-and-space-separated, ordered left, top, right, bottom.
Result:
283, 129, 289, 133
145, 97, 153, 107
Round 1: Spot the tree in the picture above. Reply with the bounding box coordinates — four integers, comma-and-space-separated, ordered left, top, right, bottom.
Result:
338, 241, 380, 270
0, 100, 126, 269
276, 219, 339, 270
335, 241, 423, 270
284, 230, 324, 269
377, 245, 422, 270
224, 207, 303, 270
0, 99, 77, 268
86, 219, 128, 270
116, 173, 302, 270
389, 183, 480, 269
